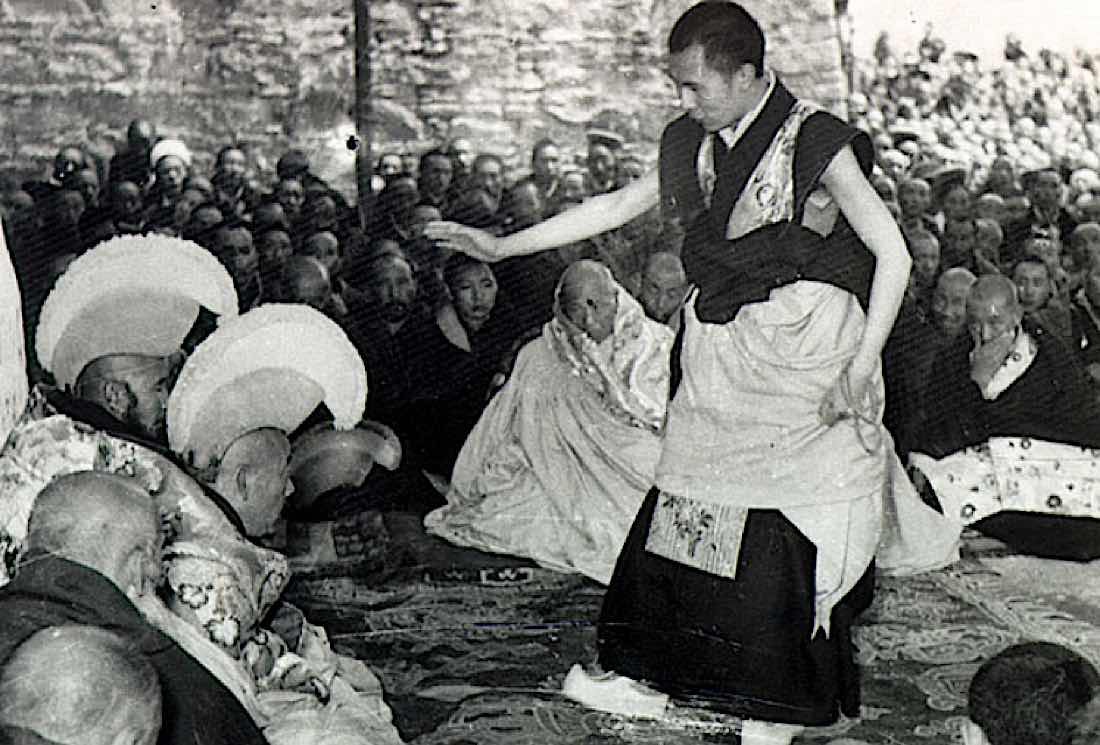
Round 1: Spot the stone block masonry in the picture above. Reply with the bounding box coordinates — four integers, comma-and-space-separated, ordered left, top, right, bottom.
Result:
0, 0, 846, 201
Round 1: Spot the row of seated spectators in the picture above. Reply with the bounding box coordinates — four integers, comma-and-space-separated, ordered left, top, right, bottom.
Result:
0, 119, 682, 504
850, 32, 1100, 460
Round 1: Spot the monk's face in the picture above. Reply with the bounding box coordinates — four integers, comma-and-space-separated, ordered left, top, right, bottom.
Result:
225, 429, 293, 538
565, 273, 618, 343
217, 148, 247, 186
1013, 262, 1052, 313
123, 353, 183, 441
419, 154, 453, 200
302, 233, 341, 277
640, 266, 686, 324
561, 173, 587, 204
898, 182, 929, 219
472, 159, 503, 202
217, 228, 258, 286
968, 290, 1021, 346
532, 144, 561, 184
378, 153, 403, 180
257, 230, 293, 272
910, 240, 940, 286
154, 156, 187, 196
942, 186, 972, 222
668, 44, 752, 133
370, 257, 417, 324
1030, 172, 1062, 212
112, 182, 144, 219
932, 280, 970, 338
276, 179, 304, 219
449, 262, 498, 332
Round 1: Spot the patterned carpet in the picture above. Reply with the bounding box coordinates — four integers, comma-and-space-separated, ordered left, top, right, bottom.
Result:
283, 515, 1100, 745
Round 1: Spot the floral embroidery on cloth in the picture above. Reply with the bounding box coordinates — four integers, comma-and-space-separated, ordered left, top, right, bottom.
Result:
911, 436, 1100, 524
0, 410, 165, 585
644, 490, 749, 579
164, 537, 289, 655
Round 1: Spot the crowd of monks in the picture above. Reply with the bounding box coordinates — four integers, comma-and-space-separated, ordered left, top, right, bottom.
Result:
2, 22, 1100, 745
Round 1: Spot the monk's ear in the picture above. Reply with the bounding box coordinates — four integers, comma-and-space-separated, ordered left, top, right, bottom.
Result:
103, 379, 133, 419
735, 62, 757, 87
235, 463, 252, 503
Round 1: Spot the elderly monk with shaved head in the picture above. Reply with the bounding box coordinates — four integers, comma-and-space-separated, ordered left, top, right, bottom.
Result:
912, 274, 1100, 560
0, 472, 267, 745
918, 274, 1100, 455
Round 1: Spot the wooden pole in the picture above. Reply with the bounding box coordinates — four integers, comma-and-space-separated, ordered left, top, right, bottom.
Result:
354, 0, 373, 230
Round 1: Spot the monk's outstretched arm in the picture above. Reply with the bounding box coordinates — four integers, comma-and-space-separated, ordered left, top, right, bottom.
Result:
426, 170, 659, 262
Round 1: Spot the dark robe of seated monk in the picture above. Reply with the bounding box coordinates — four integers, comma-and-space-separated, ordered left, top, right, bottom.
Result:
915, 322, 1100, 560
0, 555, 267, 745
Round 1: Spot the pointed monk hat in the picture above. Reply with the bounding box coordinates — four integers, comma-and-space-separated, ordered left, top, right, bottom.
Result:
167, 303, 367, 470
35, 234, 239, 390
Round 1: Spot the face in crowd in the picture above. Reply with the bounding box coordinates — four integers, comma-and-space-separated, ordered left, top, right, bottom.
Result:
448, 261, 498, 333
369, 254, 417, 325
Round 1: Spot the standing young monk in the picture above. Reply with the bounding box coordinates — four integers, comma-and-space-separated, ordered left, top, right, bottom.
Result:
427, 3, 910, 742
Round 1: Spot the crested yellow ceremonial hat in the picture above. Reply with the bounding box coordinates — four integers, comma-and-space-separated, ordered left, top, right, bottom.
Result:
166, 303, 367, 470
35, 234, 239, 390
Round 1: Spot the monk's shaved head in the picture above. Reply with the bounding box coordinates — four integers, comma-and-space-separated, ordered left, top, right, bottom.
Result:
281, 255, 331, 310
937, 266, 977, 294
559, 259, 611, 313
969, 273, 1019, 313
967, 274, 1023, 345
643, 252, 686, 283
0, 625, 161, 745
24, 472, 160, 596
558, 260, 618, 342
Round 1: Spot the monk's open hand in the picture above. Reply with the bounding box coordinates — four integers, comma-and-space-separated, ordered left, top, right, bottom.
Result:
424, 221, 500, 262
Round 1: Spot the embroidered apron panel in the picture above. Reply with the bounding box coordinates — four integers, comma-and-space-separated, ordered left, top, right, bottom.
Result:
644, 490, 749, 579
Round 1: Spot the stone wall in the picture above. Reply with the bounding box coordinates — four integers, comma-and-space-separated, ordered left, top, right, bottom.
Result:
0, 0, 847, 201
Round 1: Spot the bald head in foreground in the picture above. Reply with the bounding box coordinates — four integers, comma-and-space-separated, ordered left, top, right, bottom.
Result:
25, 471, 162, 599
0, 625, 161, 745
0, 471, 268, 745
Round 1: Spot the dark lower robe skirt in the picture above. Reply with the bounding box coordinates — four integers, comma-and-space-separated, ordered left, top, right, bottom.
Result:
597, 488, 875, 726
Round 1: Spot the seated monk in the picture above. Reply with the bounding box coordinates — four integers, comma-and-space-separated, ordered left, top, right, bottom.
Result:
425, 260, 674, 584
427, 253, 524, 475
911, 274, 1100, 560
0, 472, 266, 745
0, 625, 162, 745
163, 303, 404, 745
